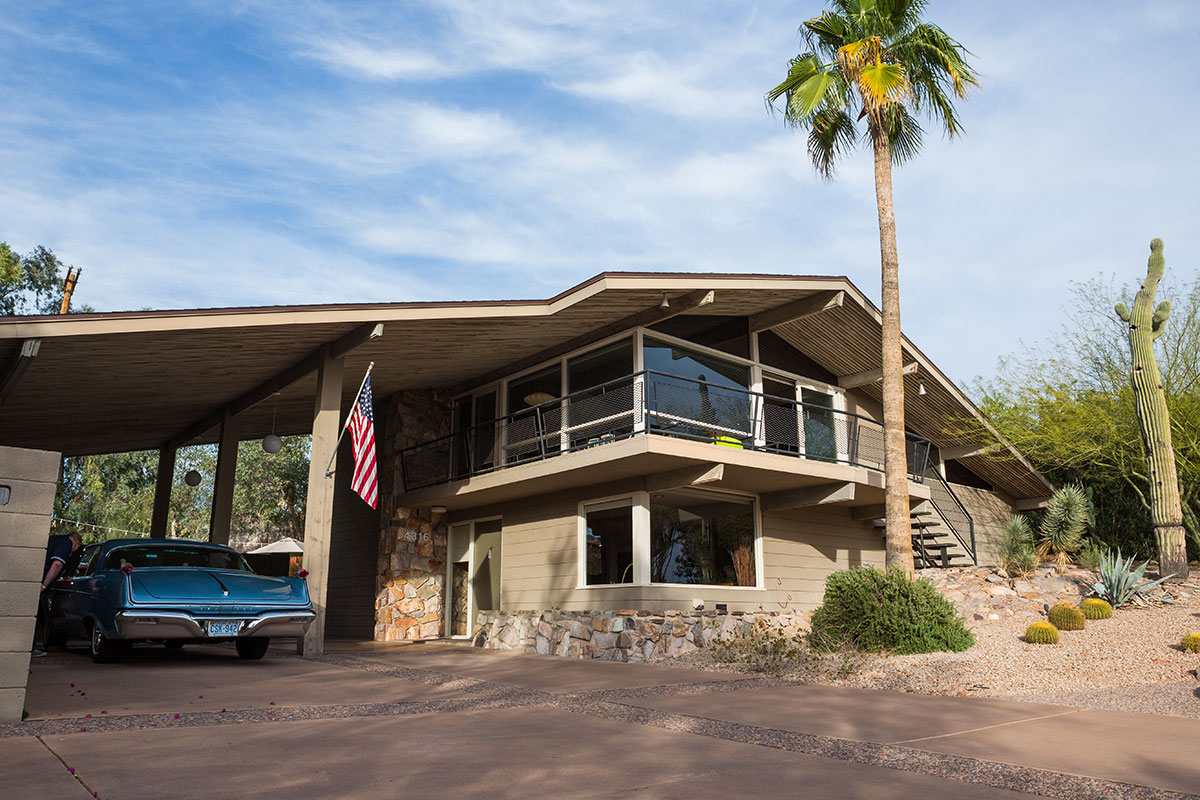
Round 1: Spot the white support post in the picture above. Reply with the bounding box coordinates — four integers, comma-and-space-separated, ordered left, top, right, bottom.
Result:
301, 346, 344, 658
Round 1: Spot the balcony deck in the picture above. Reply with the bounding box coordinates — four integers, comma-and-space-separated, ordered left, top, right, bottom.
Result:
398, 430, 932, 511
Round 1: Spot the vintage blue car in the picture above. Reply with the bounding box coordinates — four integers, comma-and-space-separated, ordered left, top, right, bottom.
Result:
43, 538, 315, 663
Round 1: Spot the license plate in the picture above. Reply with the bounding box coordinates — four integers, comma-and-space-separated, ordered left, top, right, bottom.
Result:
204, 621, 242, 637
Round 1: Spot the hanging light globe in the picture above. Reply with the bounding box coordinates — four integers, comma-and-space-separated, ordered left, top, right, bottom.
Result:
262, 434, 283, 454
184, 470, 202, 487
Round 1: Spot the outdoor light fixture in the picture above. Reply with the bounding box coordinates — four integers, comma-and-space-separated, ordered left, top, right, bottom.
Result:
184, 470, 202, 487
660, 293, 670, 309
918, 383, 927, 396
262, 391, 283, 453
431, 506, 447, 514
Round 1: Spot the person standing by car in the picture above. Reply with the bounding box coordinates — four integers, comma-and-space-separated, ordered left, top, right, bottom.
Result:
31, 531, 82, 658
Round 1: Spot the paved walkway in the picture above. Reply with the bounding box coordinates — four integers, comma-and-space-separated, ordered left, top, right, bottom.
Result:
3, 642, 1199, 799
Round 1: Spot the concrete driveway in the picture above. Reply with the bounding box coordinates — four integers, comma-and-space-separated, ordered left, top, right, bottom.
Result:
3, 642, 1198, 799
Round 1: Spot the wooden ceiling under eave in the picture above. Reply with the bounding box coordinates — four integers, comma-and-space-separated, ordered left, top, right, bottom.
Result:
771, 303, 1053, 501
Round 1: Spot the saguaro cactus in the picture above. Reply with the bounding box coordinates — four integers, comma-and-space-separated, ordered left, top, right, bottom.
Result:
1115, 238, 1189, 580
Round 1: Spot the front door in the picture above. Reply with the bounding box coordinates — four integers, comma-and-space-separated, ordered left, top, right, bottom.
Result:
446, 519, 502, 638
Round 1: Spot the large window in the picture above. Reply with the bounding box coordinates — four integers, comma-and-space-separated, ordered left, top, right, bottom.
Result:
583, 500, 634, 585
650, 490, 756, 587
505, 364, 562, 461
643, 337, 753, 445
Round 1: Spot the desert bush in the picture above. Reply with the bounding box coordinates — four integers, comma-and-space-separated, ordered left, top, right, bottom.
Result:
1079, 598, 1113, 619
999, 514, 1038, 577
809, 567, 974, 654
709, 621, 802, 674
1181, 633, 1200, 654
1037, 484, 1088, 571
1076, 540, 1106, 571
1025, 621, 1059, 644
1046, 603, 1086, 631
1091, 548, 1173, 608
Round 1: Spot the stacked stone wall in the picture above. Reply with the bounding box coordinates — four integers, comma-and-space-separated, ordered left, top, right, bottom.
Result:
374, 390, 452, 641
475, 609, 808, 662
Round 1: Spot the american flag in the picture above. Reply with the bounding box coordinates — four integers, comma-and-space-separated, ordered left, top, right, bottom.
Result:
348, 374, 378, 509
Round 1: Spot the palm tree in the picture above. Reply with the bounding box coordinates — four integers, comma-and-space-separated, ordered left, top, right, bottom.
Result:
767, 0, 977, 575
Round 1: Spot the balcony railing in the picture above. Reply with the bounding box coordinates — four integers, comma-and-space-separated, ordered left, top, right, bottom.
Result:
399, 370, 932, 492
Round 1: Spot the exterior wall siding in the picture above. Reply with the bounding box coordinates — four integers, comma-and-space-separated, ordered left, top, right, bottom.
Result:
947, 483, 1016, 567
452, 483, 886, 616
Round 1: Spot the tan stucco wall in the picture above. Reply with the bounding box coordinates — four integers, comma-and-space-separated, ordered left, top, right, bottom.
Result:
451, 480, 885, 615
948, 483, 1016, 567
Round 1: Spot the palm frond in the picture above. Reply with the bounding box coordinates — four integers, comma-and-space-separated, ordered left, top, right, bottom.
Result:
877, 103, 923, 166
765, 53, 845, 127
807, 108, 859, 180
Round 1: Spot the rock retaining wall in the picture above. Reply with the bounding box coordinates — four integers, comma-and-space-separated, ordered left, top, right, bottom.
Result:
475, 609, 808, 662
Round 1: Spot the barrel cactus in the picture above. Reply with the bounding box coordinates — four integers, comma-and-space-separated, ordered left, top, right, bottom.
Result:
1047, 603, 1086, 631
1079, 598, 1113, 620
1182, 633, 1200, 654
1025, 622, 1059, 645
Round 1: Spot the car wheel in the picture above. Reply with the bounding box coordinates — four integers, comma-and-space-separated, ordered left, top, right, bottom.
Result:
163, 640, 186, 650
235, 638, 270, 660
90, 623, 124, 664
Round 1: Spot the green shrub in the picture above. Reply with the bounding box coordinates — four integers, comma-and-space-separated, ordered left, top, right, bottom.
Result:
1079, 598, 1113, 619
709, 621, 803, 674
1076, 540, 1105, 572
1025, 621, 1059, 644
999, 514, 1038, 577
1047, 603, 1086, 631
809, 567, 975, 654
1181, 633, 1200, 654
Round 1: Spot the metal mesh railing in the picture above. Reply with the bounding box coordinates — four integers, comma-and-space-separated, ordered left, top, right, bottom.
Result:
399, 370, 933, 491
923, 464, 977, 564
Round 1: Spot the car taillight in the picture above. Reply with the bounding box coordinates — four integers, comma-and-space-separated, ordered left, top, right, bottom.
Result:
120, 563, 134, 575
297, 569, 309, 579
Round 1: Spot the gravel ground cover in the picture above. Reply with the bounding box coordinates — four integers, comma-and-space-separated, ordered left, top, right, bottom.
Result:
677, 566, 1200, 718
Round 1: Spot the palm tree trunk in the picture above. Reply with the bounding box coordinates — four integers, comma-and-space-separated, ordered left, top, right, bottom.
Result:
871, 124, 915, 576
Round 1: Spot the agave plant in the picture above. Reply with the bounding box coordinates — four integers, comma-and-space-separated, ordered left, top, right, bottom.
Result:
1037, 484, 1088, 572
1091, 549, 1173, 608
999, 514, 1037, 577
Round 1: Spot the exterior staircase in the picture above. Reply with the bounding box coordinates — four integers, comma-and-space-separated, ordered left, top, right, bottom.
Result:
872, 467, 977, 568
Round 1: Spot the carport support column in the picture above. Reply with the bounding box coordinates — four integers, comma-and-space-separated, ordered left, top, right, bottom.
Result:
209, 408, 240, 545
302, 345, 344, 658
149, 446, 176, 539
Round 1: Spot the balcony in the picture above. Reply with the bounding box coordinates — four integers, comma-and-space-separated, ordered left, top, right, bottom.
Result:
399, 370, 932, 495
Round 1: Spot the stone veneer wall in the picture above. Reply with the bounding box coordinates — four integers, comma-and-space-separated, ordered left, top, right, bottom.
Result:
475, 609, 808, 662
374, 389, 452, 641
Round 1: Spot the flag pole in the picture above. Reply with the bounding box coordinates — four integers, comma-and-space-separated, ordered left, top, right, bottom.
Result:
324, 361, 374, 478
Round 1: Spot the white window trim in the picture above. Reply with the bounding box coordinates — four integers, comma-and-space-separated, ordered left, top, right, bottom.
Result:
576, 488, 763, 591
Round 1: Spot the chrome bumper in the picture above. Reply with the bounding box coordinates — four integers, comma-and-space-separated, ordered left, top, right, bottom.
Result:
113, 610, 316, 639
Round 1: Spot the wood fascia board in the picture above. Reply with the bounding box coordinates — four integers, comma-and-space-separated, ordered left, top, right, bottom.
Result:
760, 482, 856, 512
452, 289, 715, 394
0, 338, 40, 405
748, 290, 844, 333
939, 443, 1001, 461
837, 361, 918, 389
167, 322, 383, 448
645, 463, 724, 493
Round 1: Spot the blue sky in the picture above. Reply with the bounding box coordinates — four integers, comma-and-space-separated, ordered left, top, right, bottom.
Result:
1, 1, 1197, 384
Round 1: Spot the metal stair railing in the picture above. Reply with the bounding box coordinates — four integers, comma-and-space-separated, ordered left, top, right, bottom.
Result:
920, 465, 977, 566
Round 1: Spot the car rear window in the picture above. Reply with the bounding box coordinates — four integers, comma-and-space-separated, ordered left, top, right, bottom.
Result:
103, 545, 254, 572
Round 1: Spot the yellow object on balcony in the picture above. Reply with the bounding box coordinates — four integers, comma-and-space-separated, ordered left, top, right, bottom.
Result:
713, 435, 743, 449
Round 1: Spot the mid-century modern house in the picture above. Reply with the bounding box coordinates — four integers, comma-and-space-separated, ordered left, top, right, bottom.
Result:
0, 272, 1053, 680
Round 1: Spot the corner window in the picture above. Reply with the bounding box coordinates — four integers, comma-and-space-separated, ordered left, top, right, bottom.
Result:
583, 500, 634, 585
650, 490, 756, 586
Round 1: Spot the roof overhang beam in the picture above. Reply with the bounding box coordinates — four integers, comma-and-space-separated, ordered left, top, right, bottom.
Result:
761, 481, 856, 512
748, 290, 845, 333
0, 339, 41, 406
838, 360, 918, 390
940, 442, 1001, 461
166, 322, 383, 449
452, 289, 715, 394
645, 463, 724, 493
